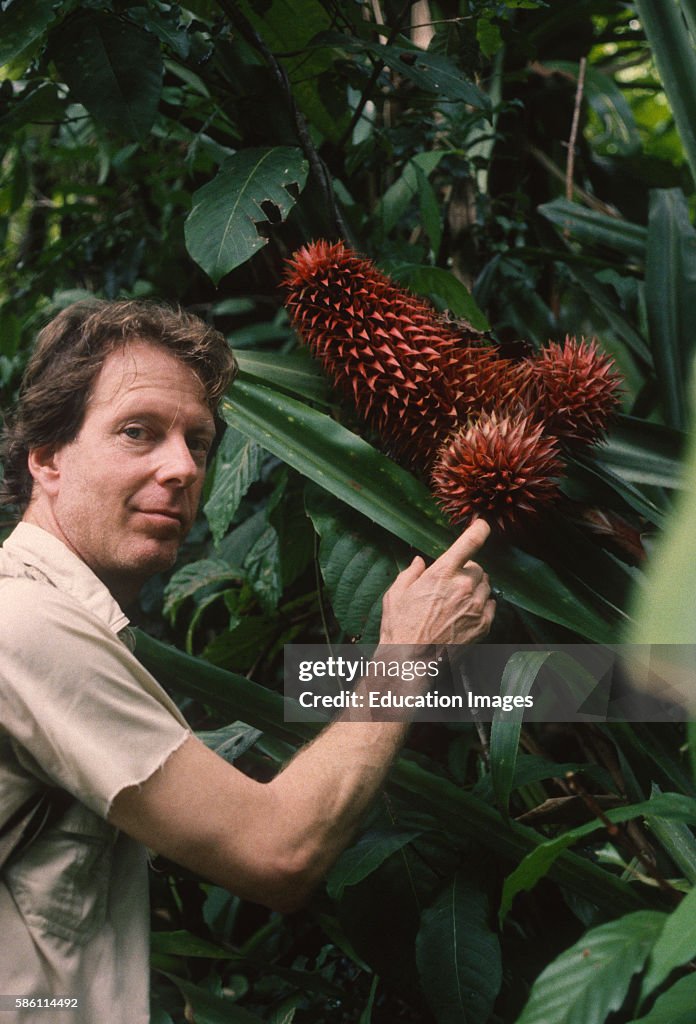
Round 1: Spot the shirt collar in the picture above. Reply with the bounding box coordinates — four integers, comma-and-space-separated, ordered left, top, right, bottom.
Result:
2, 522, 130, 634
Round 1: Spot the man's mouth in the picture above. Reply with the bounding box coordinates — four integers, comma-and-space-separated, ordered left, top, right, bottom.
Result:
136, 508, 183, 527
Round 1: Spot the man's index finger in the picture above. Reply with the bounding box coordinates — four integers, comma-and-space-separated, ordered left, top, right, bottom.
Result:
433, 519, 491, 574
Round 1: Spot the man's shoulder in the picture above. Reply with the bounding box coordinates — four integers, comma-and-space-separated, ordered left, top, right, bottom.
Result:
0, 571, 98, 643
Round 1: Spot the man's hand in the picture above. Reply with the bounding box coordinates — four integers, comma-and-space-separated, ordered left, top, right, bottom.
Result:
379, 519, 495, 646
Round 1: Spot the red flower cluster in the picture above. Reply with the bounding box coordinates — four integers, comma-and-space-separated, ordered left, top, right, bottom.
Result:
284, 240, 622, 532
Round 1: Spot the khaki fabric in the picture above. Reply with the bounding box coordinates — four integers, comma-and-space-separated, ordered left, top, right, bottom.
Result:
0, 523, 191, 1023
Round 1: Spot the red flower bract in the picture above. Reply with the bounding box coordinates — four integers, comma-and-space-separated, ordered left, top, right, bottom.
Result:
526, 336, 622, 446
431, 411, 564, 532
284, 240, 482, 469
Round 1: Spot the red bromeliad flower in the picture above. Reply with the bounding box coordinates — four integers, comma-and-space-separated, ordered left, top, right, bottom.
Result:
525, 337, 622, 446
284, 239, 473, 469
430, 411, 564, 532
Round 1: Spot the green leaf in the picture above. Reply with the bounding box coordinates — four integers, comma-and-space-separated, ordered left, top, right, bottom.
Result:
645, 189, 696, 431
416, 872, 502, 1024
0, 0, 55, 67
152, 930, 240, 959
185, 148, 309, 283
51, 12, 163, 140
489, 651, 555, 815
305, 486, 409, 643
596, 416, 686, 490
415, 164, 442, 256
627, 973, 696, 1024
235, 351, 330, 406
196, 722, 262, 765
646, 784, 696, 886
514, 912, 665, 1024
223, 379, 620, 641
634, 0, 696, 187
326, 828, 422, 901
204, 426, 264, 545
375, 151, 446, 235
538, 199, 647, 259
387, 263, 490, 331
163, 558, 241, 620
158, 972, 264, 1023
243, 524, 282, 612
566, 265, 652, 365
641, 885, 696, 999
369, 43, 491, 110
500, 793, 696, 923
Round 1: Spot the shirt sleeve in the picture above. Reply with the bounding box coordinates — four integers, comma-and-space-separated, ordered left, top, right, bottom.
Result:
0, 577, 191, 818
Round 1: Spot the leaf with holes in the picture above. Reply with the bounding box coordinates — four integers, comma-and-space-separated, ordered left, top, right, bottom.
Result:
185, 147, 309, 282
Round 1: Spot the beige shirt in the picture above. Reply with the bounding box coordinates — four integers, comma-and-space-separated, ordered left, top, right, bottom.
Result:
0, 523, 191, 1024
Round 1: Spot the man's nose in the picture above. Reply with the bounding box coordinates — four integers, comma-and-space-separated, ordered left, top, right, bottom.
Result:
154, 435, 200, 487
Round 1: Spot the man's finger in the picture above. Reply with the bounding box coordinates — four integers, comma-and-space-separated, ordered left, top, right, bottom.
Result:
431, 519, 491, 575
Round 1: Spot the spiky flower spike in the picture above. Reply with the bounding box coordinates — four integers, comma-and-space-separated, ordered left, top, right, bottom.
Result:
284, 240, 478, 469
431, 411, 564, 532
527, 337, 622, 447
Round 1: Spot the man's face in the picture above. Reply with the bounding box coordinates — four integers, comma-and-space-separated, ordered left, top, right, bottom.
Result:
29, 339, 216, 603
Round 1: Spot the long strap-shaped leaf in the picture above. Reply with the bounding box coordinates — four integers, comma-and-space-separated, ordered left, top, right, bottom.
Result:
222, 378, 618, 641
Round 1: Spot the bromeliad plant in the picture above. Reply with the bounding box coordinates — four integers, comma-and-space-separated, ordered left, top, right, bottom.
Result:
284, 240, 622, 533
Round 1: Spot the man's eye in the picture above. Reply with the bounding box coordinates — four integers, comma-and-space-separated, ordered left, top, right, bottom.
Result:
123, 426, 147, 440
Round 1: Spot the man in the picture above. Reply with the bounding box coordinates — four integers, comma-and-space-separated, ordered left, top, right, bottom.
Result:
0, 299, 495, 1022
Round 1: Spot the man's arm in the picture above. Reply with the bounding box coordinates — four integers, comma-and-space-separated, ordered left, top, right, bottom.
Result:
108, 519, 495, 912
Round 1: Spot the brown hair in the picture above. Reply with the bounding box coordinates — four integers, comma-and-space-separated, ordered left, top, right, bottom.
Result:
1, 298, 238, 512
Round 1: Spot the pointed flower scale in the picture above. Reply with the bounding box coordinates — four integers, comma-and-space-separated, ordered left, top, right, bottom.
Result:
284, 240, 481, 469
431, 411, 564, 532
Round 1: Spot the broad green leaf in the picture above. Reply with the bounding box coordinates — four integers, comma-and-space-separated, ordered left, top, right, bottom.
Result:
514, 912, 665, 1024
235, 352, 330, 406
204, 426, 264, 545
645, 189, 696, 431
51, 12, 163, 140
326, 828, 422, 901
627, 973, 696, 1024
489, 651, 555, 815
158, 972, 264, 1023
185, 148, 309, 283
163, 558, 241, 620
635, 0, 696, 187
243, 524, 282, 612
305, 486, 410, 643
474, 756, 613, 805
567, 456, 667, 528
223, 379, 621, 641
367, 43, 491, 110
374, 151, 446, 235
387, 263, 491, 331
500, 793, 696, 923
640, 884, 696, 999
538, 199, 647, 259
0, 0, 55, 67
416, 872, 502, 1024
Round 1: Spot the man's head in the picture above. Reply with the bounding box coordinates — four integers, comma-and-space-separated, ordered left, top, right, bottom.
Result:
1, 299, 238, 604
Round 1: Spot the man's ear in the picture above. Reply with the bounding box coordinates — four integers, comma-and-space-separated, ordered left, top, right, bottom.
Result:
27, 444, 62, 497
